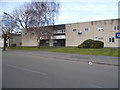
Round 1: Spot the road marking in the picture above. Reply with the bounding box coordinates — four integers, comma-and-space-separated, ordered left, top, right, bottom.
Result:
6, 64, 48, 76
89, 84, 104, 88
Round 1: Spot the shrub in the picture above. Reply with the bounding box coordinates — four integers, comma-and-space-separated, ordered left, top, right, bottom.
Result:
11, 43, 16, 47
78, 39, 104, 48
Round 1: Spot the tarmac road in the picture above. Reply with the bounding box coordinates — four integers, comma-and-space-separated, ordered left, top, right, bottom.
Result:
2, 50, 118, 88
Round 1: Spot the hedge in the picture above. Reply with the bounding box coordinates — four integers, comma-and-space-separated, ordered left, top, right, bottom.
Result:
78, 39, 104, 48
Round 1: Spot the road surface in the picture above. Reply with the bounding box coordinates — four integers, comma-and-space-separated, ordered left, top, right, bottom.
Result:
2, 50, 118, 88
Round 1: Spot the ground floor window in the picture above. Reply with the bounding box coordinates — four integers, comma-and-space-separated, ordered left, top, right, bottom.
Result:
109, 38, 111, 42
40, 40, 49, 46
53, 39, 65, 47
109, 37, 115, 42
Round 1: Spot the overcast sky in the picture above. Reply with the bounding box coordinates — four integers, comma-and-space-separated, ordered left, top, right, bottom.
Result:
0, 0, 119, 25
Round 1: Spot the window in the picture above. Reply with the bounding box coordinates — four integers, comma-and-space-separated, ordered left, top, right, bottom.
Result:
95, 37, 98, 39
98, 26, 104, 31
109, 38, 111, 42
98, 37, 104, 40
113, 26, 117, 30
117, 26, 119, 30
53, 40, 57, 43
109, 37, 115, 42
46, 40, 49, 43
32, 31, 35, 35
54, 30, 65, 34
73, 29, 76, 32
113, 26, 116, 30
62, 29, 65, 33
85, 28, 89, 31
54, 30, 57, 34
113, 26, 120, 30
58, 30, 62, 33
112, 37, 115, 42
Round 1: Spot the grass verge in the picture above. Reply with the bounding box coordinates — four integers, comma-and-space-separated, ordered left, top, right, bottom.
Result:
8, 46, 120, 57
8, 46, 57, 51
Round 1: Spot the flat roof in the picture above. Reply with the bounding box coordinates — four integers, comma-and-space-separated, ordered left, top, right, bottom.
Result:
65, 18, 119, 25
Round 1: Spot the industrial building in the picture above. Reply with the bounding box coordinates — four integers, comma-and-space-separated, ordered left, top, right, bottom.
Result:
22, 19, 120, 47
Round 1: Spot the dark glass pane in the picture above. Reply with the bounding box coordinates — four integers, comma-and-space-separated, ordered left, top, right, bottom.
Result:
112, 37, 115, 42
73, 29, 76, 32
109, 38, 111, 42
114, 26, 116, 30
117, 26, 119, 30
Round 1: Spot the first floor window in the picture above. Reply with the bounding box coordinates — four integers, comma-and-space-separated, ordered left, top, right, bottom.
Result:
62, 29, 65, 33
73, 29, 76, 32
85, 28, 89, 31
113, 26, 120, 30
113, 26, 116, 30
98, 26, 104, 31
117, 26, 119, 30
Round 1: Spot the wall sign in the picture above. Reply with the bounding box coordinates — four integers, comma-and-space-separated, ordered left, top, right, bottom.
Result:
78, 31, 82, 35
116, 32, 120, 38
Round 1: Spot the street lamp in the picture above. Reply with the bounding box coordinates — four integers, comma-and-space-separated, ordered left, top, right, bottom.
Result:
3, 12, 13, 18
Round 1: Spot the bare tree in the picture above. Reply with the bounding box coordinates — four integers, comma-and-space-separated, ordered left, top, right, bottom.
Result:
13, 0, 60, 47
31, 0, 60, 47
0, 13, 18, 51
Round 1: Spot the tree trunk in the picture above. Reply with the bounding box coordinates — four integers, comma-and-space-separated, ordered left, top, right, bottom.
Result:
38, 38, 41, 48
3, 37, 7, 51
9, 38, 10, 47
9, 34, 13, 47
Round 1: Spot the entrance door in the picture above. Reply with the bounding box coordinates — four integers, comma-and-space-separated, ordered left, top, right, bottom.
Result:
53, 39, 65, 47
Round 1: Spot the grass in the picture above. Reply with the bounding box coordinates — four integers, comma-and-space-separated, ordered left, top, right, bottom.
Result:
8, 46, 57, 51
44, 47, 120, 57
8, 46, 120, 57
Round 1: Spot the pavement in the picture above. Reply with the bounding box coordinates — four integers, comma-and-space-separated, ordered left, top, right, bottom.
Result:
2, 50, 119, 88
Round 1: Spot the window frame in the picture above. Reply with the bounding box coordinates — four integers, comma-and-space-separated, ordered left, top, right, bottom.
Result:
109, 37, 115, 43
